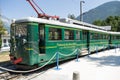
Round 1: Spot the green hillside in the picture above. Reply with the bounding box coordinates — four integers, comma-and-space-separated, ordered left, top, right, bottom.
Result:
77, 1, 120, 23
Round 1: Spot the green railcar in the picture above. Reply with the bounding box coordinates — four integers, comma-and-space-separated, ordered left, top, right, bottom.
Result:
89, 31, 109, 52
10, 17, 120, 68
10, 17, 89, 67
109, 32, 120, 48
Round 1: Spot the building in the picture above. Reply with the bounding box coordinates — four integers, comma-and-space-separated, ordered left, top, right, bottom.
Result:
0, 32, 10, 52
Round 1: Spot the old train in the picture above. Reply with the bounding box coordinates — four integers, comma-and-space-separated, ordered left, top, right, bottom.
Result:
9, 17, 120, 69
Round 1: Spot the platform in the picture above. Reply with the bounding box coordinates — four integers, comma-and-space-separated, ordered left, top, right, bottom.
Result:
24, 48, 120, 80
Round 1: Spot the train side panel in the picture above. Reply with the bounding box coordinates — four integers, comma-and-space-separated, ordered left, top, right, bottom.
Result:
89, 31, 109, 52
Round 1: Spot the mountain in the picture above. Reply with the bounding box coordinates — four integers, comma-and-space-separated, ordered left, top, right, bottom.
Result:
0, 15, 11, 33
77, 1, 120, 23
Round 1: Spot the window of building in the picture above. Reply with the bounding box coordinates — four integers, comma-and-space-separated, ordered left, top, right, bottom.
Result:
8, 39, 10, 43
65, 29, 74, 40
3, 39, 6, 43
76, 31, 80, 40
49, 28, 62, 40
4, 44, 8, 47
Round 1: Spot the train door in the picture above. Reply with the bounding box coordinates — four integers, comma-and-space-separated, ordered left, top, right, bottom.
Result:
82, 30, 88, 52
87, 31, 90, 52
109, 34, 112, 45
39, 24, 45, 54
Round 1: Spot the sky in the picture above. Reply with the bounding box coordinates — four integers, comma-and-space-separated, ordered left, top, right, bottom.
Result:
0, 0, 119, 19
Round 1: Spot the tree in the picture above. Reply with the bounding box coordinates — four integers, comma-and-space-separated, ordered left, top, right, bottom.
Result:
92, 16, 120, 32
92, 20, 103, 26
68, 14, 76, 19
0, 18, 5, 48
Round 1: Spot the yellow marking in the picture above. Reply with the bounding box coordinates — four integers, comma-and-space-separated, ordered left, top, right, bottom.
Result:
46, 43, 86, 49
46, 46, 57, 49
90, 42, 108, 45
25, 48, 33, 50
40, 47, 45, 49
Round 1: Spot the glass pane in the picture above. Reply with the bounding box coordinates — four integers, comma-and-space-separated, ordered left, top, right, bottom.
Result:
76, 31, 80, 40
49, 28, 62, 40
40, 26, 44, 40
82, 31, 87, 40
65, 29, 74, 40
15, 24, 27, 36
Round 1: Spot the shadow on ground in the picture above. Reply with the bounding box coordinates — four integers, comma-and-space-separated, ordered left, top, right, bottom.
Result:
0, 61, 11, 66
85, 55, 120, 67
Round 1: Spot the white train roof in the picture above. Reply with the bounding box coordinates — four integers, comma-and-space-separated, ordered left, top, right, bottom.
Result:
109, 32, 120, 35
14, 17, 120, 35
60, 18, 105, 30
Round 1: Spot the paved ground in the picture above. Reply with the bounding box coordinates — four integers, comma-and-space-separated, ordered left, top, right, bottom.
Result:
0, 51, 10, 62
28, 48, 120, 80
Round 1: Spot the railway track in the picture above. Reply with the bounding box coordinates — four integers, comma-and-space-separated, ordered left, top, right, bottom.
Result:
0, 59, 56, 80
0, 62, 23, 80
0, 71, 22, 80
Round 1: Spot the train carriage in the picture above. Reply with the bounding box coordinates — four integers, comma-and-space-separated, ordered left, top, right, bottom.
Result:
10, 17, 120, 68
10, 17, 90, 67
109, 32, 120, 48
89, 31, 109, 52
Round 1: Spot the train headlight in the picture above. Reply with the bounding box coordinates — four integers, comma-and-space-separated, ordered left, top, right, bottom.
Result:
23, 39, 27, 44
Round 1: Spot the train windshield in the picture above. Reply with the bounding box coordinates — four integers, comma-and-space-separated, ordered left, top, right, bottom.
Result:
10, 23, 28, 55
11, 23, 28, 39
15, 24, 27, 37
12, 23, 28, 44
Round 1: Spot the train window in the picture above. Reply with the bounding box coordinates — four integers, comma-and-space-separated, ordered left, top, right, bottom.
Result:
76, 31, 80, 40
103, 35, 105, 39
82, 31, 87, 40
90, 33, 93, 40
118, 36, 120, 39
99, 34, 103, 39
111, 36, 114, 40
40, 25, 45, 40
115, 36, 117, 39
65, 29, 74, 40
112, 36, 115, 40
15, 24, 27, 37
106, 35, 108, 39
117, 36, 120, 39
93, 33, 98, 40
116, 36, 118, 39
49, 28, 62, 40
113, 36, 115, 40
99, 34, 101, 39
39, 24, 45, 54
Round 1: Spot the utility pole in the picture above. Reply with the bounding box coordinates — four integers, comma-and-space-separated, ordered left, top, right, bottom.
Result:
0, 8, 1, 18
80, 1, 85, 21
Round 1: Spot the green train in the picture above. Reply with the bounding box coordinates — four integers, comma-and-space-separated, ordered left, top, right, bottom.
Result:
10, 17, 120, 69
